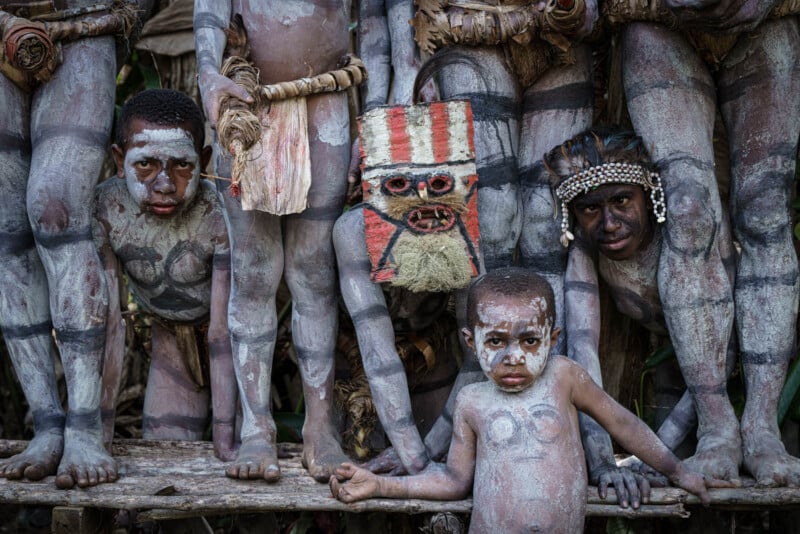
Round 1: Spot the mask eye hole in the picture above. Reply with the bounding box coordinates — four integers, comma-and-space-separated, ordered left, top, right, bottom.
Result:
428, 174, 453, 194
383, 175, 411, 195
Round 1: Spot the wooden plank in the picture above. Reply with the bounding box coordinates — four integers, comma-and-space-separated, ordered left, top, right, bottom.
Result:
51, 506, 113, 534
2, 439, 800, 518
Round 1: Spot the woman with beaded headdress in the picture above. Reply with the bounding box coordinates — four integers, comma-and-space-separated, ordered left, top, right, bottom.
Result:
547, 127, 739, 495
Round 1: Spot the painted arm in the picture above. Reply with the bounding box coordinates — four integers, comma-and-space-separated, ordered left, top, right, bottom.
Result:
570, 359, 717, 503
565, 239, 650, 508
333, 208, 430, 474
362, 271, 484, 474
576, 0, 599, 39
208, 238, 237, 461
193, 0, 251, 126
665, 0, 780, 33
422, 286, 483, 460
359, 0, 422, 110
95, 220, 124, 451
330, 389, 476, 502
351, 1, 425, 199
358, 0, 392, 111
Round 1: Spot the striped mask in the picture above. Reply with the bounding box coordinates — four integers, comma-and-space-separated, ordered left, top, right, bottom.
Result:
358, 101, 481, 291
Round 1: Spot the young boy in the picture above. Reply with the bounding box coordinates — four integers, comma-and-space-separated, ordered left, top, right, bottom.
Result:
330, 267, 718, 532
94, 89, 237, 461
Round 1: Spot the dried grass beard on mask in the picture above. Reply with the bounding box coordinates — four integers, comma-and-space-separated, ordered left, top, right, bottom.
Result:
390, 231, 473, 293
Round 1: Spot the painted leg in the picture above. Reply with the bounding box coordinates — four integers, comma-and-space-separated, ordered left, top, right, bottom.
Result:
219, 181, 283, 482
518, 43, 594, 355
28, 38, 116, 489
142, 323, 209, 441
285, 92, 350, 482
0, 78, 64, 481
436, 46, 521, 270
721, 18, 800, 486
334, 208, 429, 473
623, 23, 740, 481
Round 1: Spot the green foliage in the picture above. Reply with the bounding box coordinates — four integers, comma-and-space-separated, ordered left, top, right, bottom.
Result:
643, 345, 675, 370
779, 353, 800, 425
606, 517, 636, 534
275, 412, 304, 443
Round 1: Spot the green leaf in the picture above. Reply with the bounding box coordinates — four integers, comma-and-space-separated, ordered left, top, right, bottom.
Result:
779, 355, 800, 425
275, 411, 304, 443
606, 517, 635, 534
643, 344, 675, 369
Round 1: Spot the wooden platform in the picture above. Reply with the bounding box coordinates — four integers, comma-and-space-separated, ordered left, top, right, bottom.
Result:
2, 439, 800, 524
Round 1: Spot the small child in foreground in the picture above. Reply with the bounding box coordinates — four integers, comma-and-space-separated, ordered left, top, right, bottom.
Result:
330, 267, 721, 532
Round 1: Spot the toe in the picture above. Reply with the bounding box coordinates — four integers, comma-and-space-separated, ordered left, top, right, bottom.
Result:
55, 472, 76, 489
264, 464, 280, 483
24, 464, 46, 481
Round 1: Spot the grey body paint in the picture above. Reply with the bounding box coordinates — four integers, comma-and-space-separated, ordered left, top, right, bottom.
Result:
0, 0, 157, 488
620, 12, 800, 483
334, 207, 482, 474
195, 0, 351, 482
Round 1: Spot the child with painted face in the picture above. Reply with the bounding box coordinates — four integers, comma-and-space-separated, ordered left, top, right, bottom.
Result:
551, 128, 742, 490
331, 267, 717, 532
94, 89, 237, 461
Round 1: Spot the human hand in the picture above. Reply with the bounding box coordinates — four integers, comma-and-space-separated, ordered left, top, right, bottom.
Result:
197, 68, 254, 127
669, 462, 732, 505
665, 0, 779, 33
617, 455, 670, 487
362, 446, 408, 476
330, 462, 382, 502
593, 463, 651, 509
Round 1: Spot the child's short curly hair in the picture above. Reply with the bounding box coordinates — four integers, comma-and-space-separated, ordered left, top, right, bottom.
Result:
116, 89, 205, 150
466, 267, 556, 329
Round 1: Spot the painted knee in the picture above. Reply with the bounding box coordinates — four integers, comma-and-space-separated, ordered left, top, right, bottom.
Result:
333, 209, 363, 256
26, 189, 93, 249
733, 179, 793, 248
662, 180, 720, 255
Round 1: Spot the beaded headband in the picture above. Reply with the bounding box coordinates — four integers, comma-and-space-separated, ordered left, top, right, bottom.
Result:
554, 162, 666, 247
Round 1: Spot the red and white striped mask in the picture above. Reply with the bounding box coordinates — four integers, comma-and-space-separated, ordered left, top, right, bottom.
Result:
359, 101, 481, 287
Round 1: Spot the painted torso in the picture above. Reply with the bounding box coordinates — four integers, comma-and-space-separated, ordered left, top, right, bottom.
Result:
232, 0, 350, 83
94, 178, 229, 323
598, 230, 666, 335
461, 356, 587, 533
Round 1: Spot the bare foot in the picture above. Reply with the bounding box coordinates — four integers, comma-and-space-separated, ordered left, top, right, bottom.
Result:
302, 428, 350, 483
742, 428, 800, 487
225, 437, 281, 482
0, 430, 63, 481
55, 428, 117, 489
682, 427, 742, 484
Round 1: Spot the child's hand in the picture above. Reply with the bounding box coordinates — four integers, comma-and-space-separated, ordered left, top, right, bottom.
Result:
330, 462, 382, 503
671, 462, 733, 505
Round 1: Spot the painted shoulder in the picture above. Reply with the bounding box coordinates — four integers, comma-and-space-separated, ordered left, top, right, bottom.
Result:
95, 176, 127, 198
457, 380, 494, 402
94, 177, 137, 218
546, 354, 585, 378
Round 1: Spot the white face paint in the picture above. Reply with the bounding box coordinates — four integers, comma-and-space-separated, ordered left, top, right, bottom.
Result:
123, 127, 201, 214
472, 296, 554, 393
